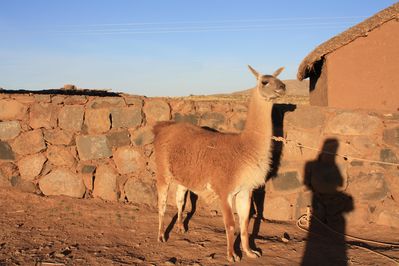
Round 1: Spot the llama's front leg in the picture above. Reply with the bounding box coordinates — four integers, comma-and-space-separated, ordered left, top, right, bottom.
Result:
176, 184, 188, 233
221, 195, 240, 262
236, 189, 261, 259
157, 180, 170, 242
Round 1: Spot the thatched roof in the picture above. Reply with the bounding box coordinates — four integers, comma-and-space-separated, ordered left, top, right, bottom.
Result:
297, 2, 399, 80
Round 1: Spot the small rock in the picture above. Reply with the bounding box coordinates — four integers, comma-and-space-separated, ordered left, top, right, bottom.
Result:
281, 232, 290, 243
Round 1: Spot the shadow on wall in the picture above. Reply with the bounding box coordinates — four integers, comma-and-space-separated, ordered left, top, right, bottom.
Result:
301, 138, 354, 266
251, 103, 296, 243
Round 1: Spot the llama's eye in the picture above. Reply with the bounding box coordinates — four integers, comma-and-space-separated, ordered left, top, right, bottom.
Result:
261, 81, 268, 85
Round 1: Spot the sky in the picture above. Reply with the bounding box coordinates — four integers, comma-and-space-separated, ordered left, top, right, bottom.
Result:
0, 0, 397, 96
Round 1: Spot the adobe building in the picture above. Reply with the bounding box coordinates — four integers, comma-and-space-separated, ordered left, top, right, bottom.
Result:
297, 3, 399, 112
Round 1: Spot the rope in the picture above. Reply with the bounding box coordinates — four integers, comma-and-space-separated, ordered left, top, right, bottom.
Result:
271, 136, 399, 167
296, 210, 399, 264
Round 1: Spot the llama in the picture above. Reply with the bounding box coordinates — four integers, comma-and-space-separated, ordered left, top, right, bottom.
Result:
153, 65, 286, 262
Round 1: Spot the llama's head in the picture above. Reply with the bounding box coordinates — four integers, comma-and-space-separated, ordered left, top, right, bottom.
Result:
248, 65, 286, 100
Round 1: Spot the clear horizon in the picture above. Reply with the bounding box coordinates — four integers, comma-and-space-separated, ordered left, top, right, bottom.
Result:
0, 0, 396, 96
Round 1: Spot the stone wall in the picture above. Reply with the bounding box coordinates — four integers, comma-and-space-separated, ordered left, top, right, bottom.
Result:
0, 91, 398, 228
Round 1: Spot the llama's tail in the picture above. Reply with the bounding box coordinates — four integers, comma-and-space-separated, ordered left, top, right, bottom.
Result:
153, 121, 175, 136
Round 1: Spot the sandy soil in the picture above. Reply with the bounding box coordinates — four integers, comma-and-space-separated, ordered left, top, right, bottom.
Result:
0, 187, 398, 266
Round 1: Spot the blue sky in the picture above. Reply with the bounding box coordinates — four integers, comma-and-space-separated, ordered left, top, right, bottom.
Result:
0, 0, 397, 96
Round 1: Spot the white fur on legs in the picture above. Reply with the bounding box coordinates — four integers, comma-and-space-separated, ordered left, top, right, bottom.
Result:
157, 182, 169, 242
176, 184, 188, 233
236, 189, 261, 258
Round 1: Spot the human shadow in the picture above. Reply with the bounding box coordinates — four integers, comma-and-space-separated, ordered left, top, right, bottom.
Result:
301, 138, 354, 266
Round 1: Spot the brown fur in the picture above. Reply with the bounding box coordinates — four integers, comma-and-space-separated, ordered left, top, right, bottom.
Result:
153, 66, 286, 262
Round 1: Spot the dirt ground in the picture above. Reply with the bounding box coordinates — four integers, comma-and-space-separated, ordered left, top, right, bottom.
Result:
0, 187, 398, 266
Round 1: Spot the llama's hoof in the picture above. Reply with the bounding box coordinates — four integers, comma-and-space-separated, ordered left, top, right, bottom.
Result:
175, 223, 186, 234
227, 252, 241, 263
157, 234, 166, 243
245, 249, 261, 258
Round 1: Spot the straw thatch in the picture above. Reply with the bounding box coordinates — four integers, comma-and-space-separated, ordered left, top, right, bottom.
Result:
297, 2, 399, 81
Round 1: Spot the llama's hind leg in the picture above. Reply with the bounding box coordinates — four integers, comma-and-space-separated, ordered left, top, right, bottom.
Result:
236, 189, 261, 259
176, 184, 188, 233
157, 179, 170, 242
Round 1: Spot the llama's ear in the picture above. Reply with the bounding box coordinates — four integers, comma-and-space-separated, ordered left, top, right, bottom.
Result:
273, 67, 285, 77
248, 65, 260, 79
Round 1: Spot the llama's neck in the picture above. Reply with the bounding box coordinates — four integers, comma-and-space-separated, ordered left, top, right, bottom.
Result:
241, 88, 273, 150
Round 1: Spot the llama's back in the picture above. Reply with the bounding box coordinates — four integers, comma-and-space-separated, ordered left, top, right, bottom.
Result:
153, 122, 245, 193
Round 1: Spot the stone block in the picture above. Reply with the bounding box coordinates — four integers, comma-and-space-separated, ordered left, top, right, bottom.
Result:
200, 112, 225, 129
0, 121, 21, 140
93, 164, 119, 201
88, 97, 126, 109
229, 112, 246, 132
285, 106, 326, 129
107, 130, 131, 149
376, 211, 399, 228
39, 168, 85, 198
347, 171, 388, 201
12, 129, 46, 156
46, 145, 76, 167
122, 95, 143, 107
173, 113, 199, 125
110, 107, 142, 128
344, 203, 370, 226
63, 95, 88, 105
0, 99, 27, 120
17, 153, 47, 181
124, 178, 156, 207
169, 100, 195, 114
112, 146, 145, 175
43, 129, 74, 145
58, 105, 84, 132
0, 162, 18, 187
130, 126, 154, 146
283, 129, 321, 160
380, 149, 398, 164
76, 135, 112, 161
11, 94, 35, 104
34, 94, 51, 103
84, 108, 111, 134
29, 103, 58, 129
325, 112, 382, 135
272, 171, 302, 193
264, 196, 292, 221
143, 100, 170, 123
383, 127, 399, 147
0, 141, 15, 161
375, 200, 399, 228
81, 165, 96, 191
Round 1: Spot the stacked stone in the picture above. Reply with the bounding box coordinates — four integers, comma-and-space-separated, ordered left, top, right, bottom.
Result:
0, 91, 398, 228
263, 106, 399, 228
